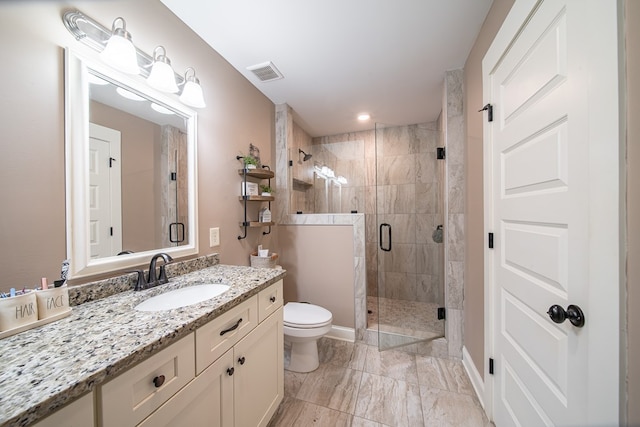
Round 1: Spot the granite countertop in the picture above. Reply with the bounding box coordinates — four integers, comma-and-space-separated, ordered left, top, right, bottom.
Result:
0, 264, 286, 427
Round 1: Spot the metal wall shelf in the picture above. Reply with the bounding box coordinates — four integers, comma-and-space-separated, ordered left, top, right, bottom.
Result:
236, 159, 274, 240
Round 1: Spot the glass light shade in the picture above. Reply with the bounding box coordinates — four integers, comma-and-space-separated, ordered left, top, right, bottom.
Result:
150, 103, 174, 115
100, 32, 139, 75
147, 60, 179, 93
116, 87, 145, 101
180, 80, 206, 108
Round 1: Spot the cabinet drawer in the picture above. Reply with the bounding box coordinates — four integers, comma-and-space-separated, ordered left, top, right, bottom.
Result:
195, 296, 258, 374
258, 280, 283, 323
32, 392, 94, 427
99, 333, 195, 427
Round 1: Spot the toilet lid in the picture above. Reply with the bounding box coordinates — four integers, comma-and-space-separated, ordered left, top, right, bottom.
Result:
284, 302, 332, 328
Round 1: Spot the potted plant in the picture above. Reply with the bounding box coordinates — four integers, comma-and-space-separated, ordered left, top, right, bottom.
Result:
243, 155, 259, 169
260, 184, 274, 196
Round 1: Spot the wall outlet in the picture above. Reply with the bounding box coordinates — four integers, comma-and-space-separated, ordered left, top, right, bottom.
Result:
209, 227, 220, 247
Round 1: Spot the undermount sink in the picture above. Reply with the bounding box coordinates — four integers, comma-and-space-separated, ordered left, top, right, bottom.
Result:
135, 284, 231, 312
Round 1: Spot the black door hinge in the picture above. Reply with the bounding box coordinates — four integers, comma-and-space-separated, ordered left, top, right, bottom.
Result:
489, 358, 494, 375
437, 147, 446, 160
479, 104, 493, 122
437, 307, 446, 320
488, 232, 494, 249
170, 172, 177, 181
109, 227, 113, 236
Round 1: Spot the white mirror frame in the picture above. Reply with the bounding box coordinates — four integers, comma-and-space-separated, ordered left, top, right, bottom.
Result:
65, 48, 198, 279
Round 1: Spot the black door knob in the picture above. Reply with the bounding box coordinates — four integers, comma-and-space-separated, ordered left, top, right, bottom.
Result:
547, 304, 585, 327
227, 367, 235, 376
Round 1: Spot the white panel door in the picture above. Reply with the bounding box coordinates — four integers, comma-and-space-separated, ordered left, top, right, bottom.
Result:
483, 0, 621, 425
89, 123, 122, 258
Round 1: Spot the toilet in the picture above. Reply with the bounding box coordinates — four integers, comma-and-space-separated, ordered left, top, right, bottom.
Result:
283, 302, 333, 373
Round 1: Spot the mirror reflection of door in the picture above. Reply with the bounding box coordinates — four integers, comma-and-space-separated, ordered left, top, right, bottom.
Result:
89, 123, 122, 258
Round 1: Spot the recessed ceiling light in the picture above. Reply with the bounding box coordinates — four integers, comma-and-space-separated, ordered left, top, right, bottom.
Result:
357, 113, 370, 121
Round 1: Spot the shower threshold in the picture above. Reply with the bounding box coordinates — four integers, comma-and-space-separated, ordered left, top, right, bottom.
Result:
367, 296, 445, 348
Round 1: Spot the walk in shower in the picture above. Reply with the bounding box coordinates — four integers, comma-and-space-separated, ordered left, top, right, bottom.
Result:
373, 122, 445, 350
288, 120, 445, 350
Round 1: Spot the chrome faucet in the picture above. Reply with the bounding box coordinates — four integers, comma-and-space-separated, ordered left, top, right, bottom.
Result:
147, 253, 174, 288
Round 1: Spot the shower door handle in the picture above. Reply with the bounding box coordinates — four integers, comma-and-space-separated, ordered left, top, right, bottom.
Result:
379, 223, 392, 252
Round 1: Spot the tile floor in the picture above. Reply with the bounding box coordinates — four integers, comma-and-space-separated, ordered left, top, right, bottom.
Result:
268, 337, 492, 427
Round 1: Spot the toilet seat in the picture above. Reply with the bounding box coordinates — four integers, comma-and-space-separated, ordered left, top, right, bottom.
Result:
284, 302, 332, 329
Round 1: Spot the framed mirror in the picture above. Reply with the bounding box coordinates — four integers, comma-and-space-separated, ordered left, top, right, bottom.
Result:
65, 48, 198, 279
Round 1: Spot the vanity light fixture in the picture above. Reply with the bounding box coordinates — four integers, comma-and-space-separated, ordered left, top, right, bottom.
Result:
357, 113, 371, 121
63, 10, 206, 109
147, 46, 179, 93
179, 68, 206, 108
99, 17, 139, 75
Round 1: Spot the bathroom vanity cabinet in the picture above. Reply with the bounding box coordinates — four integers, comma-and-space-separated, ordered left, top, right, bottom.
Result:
94, 280, 283, 427
238, 167, 275, 239
31, 393, 94, 427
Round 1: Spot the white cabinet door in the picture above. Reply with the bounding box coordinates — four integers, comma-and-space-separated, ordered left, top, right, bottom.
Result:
32, 393, 94, 427
234, 307, 283, 427
138, 350, 234, 427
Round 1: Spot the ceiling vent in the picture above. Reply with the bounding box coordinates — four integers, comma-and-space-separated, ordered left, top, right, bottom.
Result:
247, 61, 284, 82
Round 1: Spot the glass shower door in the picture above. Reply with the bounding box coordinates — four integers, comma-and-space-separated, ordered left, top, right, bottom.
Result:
373, 122, 445, 350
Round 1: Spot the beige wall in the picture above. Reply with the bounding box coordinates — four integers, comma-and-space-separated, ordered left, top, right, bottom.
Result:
626, 0, 639, 424
0, 0, 275, 292
278, 225, 355, 328
462, 0, 514, 378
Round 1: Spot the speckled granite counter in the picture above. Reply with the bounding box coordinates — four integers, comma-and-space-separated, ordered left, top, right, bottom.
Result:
0, 264, 286, 426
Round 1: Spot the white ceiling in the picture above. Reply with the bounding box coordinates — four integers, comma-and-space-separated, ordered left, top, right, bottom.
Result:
160, 0, 493, 137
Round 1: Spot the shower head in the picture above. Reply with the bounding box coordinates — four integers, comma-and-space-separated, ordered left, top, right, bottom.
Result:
299, 149, 312, 161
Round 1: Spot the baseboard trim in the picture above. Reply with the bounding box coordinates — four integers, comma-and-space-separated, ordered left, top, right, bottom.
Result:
325, 326, 355, 342
462, 345, 485, 409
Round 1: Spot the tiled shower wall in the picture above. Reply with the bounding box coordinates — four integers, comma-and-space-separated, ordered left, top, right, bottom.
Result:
373, 123, 444, 305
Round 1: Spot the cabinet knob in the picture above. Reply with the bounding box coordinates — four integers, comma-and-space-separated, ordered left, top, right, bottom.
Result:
227, 367, 235, 376
238, 356, 246, 365
153, 375, 165, 388
270, 296, 276, 303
